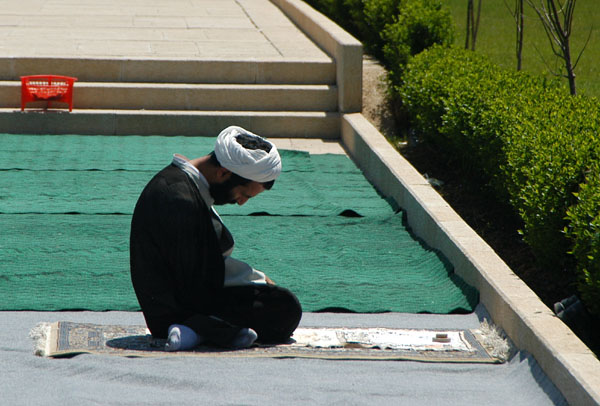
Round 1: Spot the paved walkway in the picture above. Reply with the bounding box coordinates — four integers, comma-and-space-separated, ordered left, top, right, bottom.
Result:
271, 137, 345, 154
0, 0, 329, 60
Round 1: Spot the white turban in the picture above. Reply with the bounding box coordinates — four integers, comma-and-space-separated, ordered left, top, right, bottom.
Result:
214, 126, 282, 183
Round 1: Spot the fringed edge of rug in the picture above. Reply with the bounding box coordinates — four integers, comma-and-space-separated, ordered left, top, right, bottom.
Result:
29, 322, 55, 357
472, 319, 515, 363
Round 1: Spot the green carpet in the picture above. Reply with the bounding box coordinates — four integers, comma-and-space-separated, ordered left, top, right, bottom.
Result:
0, 134, 478, 313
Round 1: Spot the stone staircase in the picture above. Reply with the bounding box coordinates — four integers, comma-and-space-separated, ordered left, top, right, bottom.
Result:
0, 0, 362, 139
0, 56, 341, 138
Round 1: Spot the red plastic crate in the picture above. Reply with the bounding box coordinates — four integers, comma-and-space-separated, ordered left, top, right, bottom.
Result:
21, 75, 78, 112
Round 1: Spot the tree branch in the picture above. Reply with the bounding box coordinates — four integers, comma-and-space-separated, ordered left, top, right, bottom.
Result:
573, 25, 593, 70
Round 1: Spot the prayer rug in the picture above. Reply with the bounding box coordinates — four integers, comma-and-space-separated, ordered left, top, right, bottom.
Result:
30, 321, 506, 363
0, 134, 478, 313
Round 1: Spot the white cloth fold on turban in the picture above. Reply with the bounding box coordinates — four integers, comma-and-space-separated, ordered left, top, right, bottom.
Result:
214, 126, 282, 183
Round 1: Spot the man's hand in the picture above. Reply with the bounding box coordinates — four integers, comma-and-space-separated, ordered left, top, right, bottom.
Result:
265, 276, 276, 286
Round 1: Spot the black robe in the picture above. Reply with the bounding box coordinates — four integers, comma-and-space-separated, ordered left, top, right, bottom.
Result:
130, 164, 301, 345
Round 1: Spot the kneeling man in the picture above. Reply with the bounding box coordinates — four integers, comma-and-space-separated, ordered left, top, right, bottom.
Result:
130, 126, 302, 350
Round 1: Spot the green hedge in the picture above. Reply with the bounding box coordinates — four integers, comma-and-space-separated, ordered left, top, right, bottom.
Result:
399, 46, 600, 314
566, 161, 600, 315
381, 0, 454, 84
304, 0, 453, 69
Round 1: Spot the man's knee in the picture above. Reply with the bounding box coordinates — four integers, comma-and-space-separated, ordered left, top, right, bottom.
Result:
252, 285, 302, 343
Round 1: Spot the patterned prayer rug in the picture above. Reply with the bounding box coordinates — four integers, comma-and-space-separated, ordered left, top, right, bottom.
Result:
30, 321, 507, 363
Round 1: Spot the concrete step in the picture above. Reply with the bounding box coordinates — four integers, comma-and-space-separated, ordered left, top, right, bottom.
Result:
1, 81, 338, 112
0, 108, 340, 138
0, 57, 336, 85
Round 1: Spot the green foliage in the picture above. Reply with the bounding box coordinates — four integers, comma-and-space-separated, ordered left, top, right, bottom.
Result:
400, 46, 600, 314
303, 0, 364, 38
566, 161, 600, 315
399, 46, 512, 183
382, 0, 454, 82
503, 94, 600, 266
305, 0, 454, 74
359, 0, 400, 58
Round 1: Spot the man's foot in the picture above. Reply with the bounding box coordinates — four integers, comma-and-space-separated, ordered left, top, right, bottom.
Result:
230, 328, 258, 348
165, 324, 202, 351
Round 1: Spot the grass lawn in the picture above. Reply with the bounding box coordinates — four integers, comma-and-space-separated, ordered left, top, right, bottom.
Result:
445, 0, 600, 97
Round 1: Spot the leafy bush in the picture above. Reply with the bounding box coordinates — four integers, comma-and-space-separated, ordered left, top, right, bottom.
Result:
503, 94, 600, 267
305, 0, 453, 73
400, 45, 600, 314
382, 0, 454, 83
566, 159, 600, 315
303, 0, 363, 38
398, 46, 511, 183
358, 0, 400, 59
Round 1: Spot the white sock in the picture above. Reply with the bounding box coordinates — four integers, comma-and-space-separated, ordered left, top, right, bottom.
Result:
230, 328, 258, 348
165, 324, 202, 351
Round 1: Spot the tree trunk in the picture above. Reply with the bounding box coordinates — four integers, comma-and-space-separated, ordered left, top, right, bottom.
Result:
516, 0, 524, 70
526, 0, 583, 96
563, 42, 577, 95
472, 0, 482, 51
466, 0, 473, 49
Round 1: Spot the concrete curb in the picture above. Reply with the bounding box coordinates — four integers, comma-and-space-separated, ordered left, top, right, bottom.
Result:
340, 112, 600, 406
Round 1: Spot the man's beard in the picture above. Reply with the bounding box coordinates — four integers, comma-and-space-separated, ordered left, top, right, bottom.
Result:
209, 179, 237, 205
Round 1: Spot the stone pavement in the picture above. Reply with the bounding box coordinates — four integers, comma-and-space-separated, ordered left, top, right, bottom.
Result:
0, 0, 330, 60
270, 137, 345, 154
